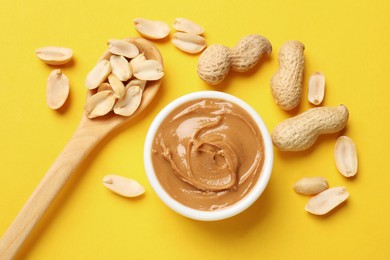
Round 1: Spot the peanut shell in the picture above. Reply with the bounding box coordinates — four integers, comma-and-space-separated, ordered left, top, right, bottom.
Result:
197, 44, 231, 85
230, 34, 272, 72
272, 105, 349, 151
270, 40, 305, 110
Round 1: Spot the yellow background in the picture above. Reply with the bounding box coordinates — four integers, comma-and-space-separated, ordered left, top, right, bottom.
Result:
1, 0, 389, 259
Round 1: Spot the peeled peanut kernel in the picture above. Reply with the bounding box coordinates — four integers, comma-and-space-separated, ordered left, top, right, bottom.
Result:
173, 18, 204, 35
132, 59, 164, 81
172, 32, 207, 54
129, 53, 146, 68
108, 73, 125, 99
46, 69, 69, 110
85, 60, 111, 90
134, 18, 170, 40
103, 175, 145, 198
110, 55, 132, 81
114, 86, 143, 116
97, 82, 112, 92
305, 186, 349, 215
272, 105, 349, 151
308, 72, 325, 105
126, 79, 147, 91
334, 136, 358, 177
85, 90, 116, 118
197, 44, 231, 85
35, 46, 73, 65
107, 39, 139, 59
293, 177, 329, 195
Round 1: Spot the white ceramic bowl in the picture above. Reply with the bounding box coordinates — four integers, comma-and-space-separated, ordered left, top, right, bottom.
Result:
144, 91, 273, 221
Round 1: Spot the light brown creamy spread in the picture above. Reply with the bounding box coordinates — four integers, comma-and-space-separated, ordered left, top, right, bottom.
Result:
151, 98, 264, 211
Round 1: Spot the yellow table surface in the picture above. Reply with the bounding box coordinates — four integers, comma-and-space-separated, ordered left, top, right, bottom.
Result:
1, 0, 389, 259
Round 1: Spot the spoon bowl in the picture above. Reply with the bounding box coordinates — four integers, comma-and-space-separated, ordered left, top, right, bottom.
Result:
0, 37, 163, 259
97, 37, 163, 124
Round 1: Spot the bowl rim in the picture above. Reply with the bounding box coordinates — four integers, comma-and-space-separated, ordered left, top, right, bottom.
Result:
144, 90, 273, 221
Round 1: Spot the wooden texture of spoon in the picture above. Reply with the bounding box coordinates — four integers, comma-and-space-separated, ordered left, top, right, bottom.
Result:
0, 37, 163, 259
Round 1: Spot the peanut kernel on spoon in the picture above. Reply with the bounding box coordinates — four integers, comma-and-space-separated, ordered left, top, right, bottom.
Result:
126, 79, 147, 91
108, 73, 126, 99
110, 55, 132, 81
85, 60, 111, 90
85, 90, 116, 118
129, 53, 147, 68
83, 38, 163, 119
97, 82, 113, 92
107, 39, 139, 59
113, 86, 143, 116
103, 175, 145, 197
131, 59, 164, 81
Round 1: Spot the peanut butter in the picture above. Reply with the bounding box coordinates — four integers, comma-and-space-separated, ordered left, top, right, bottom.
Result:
151, 98, 264, 211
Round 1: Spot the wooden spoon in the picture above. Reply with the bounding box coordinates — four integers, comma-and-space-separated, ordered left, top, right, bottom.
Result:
0, 37, 163, 259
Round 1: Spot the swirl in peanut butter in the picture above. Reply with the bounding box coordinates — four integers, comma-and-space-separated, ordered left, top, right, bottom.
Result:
152, 98, 264, 211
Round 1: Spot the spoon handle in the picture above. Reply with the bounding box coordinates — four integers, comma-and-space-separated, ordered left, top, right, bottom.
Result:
0, 117, 108, 259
